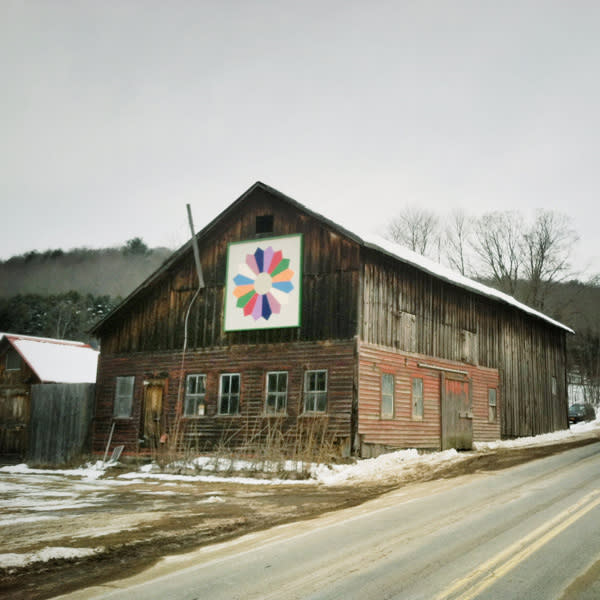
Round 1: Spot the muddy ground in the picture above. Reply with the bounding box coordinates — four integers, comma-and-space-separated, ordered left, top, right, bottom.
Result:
1, 436, 598, 600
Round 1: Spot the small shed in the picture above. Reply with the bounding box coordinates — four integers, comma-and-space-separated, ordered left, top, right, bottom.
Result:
0, 333, 99, 459
90, 182, 572, 458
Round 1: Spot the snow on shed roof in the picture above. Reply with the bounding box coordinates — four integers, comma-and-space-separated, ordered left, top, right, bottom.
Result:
0, 333, 99, 383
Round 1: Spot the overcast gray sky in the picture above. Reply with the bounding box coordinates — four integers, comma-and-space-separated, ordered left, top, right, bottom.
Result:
1, 1, 598, 277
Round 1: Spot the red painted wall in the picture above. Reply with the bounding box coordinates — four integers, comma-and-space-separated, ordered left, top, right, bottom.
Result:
358, 342, 500, 452
93, 339, 355, 455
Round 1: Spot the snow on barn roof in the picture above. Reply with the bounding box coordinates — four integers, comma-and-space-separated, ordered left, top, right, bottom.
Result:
257, 182, 574, 334
0, 333, 99, 383
356, 232, 574, 334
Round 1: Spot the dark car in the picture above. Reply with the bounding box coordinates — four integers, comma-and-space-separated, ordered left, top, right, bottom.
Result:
568, 403, 596, 424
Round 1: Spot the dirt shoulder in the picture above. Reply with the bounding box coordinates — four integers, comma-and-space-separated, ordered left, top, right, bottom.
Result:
1, 435, 598, 600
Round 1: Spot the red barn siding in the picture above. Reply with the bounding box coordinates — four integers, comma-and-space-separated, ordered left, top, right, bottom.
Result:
358, 342, 500, 453
93, 339, 355, 455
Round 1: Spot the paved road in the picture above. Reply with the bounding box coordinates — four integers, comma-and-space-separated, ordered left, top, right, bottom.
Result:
60, 442, 600, 600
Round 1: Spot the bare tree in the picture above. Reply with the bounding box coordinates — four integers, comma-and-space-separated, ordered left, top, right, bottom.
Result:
522, 210, 578, 310
50, 292, 80, 339
444, 209, 472, 276
471, 211, 523, 296
387, 206, 440, 258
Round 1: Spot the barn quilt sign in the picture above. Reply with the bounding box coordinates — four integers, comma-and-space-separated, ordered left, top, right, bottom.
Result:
224, 234, 303, 331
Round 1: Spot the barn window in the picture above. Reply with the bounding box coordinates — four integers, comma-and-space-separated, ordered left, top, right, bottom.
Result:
551, 376, 557, 396
304, 370, 327, 412
265, 371, 288, 414
381, 373, 395, 419
219, 373, 240, 415
399, 312, 417, 353
184, 374, 206, 417
488, 388, 497, 422
256, 215, 274, 235
114, 376, 135, 418
460, 329, 478, 365
412, 377, 424, 420
5, 349, 21, 371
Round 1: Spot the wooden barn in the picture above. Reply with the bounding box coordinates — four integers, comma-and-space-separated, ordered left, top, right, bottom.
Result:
90, 182, 572, 458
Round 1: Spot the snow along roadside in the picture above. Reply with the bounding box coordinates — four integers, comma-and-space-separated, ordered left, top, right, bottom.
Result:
1, 419, 598, 488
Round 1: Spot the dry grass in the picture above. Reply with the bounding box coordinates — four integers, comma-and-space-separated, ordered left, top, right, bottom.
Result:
146, 411, 341, 478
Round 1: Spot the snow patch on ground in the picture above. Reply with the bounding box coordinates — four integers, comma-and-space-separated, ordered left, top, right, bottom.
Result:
1, 420, 598, 490
0, 515, 59, 527
0, 461, 108, 481
474, 418, 600, 451
0, 546, 101, 568
312, 448, 465, 485
119, 419, 599, 486
112, 448, 466, 486
570, 418, 600, 434
199, 495, 226, 504
190, 456, 312, 475
117, 471, 313, 486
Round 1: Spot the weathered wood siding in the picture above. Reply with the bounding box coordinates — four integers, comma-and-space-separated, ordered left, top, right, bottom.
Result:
28, 383, 96, 465
358, 342, 500, 452
92, 184, 569, 452
0, 351, 36, 456
98, 187, 360, 354
0, 384, 29, 456
361, 250, 568, 438
93, 340, 355, 455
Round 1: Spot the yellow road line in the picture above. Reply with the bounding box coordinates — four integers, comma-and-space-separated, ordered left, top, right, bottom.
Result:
435, 489, 600, 600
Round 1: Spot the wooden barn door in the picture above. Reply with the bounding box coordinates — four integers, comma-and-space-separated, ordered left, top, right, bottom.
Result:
142, 379, 166, 449
0, 388, 29, 456
441, 373, 473, 450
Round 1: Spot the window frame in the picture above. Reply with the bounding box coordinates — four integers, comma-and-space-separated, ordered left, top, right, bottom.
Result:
256, 214, 274, 235
412, 377, 424, 420
265, 371, 288, 415
114, 375, 135, 418
219, 373, 241, 415
184, 373, 207, 417
488, 388, 498, 423
304, 369, 328, 413
381, 372, 395, 419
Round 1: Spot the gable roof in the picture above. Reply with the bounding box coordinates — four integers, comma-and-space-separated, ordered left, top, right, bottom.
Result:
0, 333, 99, 383
90, 181, 573, 335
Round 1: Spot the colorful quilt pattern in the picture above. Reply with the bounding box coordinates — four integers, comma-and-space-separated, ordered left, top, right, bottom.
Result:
232, 246, 294, 321
224, 234, 302, 331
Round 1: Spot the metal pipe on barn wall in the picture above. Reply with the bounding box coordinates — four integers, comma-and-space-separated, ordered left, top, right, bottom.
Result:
187, 204, 205, 289
174, 205, 205, 424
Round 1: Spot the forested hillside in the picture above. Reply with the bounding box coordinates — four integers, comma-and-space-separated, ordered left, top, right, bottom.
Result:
545, 280, 600, 404
0, 240, 172, 298
0, 239, 172, 345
